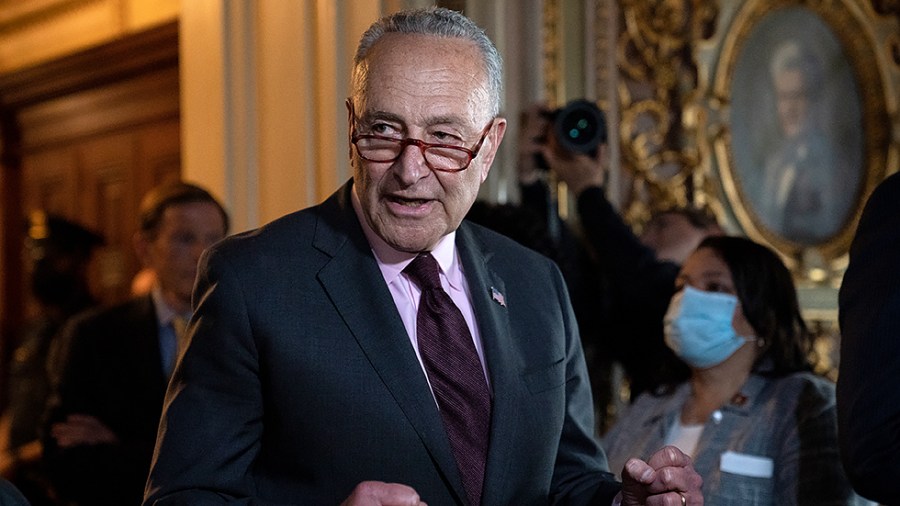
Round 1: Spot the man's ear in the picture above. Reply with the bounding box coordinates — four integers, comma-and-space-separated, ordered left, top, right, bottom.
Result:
479, 118, 507, 182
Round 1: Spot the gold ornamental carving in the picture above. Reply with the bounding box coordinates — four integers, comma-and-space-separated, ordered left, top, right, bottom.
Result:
614, 0, 720, 227
601, 0, 898, 355
542, 0, 563, 106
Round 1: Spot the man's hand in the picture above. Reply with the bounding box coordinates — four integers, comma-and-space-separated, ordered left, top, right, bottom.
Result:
50, 414, 119, 448
340, 481, 427, 506
619, 446, 703, 506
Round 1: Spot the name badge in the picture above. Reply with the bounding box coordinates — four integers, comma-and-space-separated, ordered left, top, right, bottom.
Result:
720, 451, 774, 478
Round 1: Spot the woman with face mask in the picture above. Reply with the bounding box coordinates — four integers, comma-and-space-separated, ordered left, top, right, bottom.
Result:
601, 236, 862, 505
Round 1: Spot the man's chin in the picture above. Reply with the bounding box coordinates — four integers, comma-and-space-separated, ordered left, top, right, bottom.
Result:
371, 213, 449, 253
379, 226, 444, 253
384, 237, 439, 254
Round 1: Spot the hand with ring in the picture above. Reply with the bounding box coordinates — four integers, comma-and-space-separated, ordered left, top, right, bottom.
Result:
618, 445, 703, 505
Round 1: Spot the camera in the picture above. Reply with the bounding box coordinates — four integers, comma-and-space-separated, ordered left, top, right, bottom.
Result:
535, 99, 607, 170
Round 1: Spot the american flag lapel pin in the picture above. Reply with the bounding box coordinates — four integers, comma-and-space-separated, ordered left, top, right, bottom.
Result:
491, 286, 506, 307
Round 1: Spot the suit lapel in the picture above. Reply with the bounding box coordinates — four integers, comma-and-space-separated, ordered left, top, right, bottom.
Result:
313, 183, 467, 503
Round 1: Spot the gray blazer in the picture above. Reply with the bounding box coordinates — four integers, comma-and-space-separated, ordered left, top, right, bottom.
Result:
144, 181, 620, 505
603, 372, 857, 505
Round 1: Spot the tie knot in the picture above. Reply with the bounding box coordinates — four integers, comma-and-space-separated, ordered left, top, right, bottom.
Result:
403, 253, 442, 290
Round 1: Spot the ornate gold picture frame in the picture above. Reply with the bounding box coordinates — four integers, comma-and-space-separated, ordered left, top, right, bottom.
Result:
692, 0, 898, 283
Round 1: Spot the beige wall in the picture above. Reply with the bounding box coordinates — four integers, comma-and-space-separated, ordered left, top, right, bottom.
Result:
179, 0, 386, 233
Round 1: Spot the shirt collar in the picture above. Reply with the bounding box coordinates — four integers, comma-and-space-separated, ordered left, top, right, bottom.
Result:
149, 286, 191, 327
351, 185, 461, 288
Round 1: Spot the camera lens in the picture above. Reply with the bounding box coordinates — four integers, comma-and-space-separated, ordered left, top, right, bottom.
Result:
552, 99, 606, 156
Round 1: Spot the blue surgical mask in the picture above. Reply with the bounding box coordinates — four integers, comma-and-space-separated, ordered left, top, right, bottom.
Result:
664, 286, 749, 369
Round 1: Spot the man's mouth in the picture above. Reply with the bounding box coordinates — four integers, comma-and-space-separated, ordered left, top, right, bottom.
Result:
388, 196, 431, 207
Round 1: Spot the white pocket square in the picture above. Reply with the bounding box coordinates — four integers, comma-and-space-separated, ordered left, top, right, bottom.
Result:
720, 451, 774, 478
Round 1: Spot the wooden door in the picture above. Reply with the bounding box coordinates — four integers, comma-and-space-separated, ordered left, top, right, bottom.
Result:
0, 22, 179, 379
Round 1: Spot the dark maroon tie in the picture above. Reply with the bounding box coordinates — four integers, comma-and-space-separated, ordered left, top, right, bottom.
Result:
404, 253, 491, 506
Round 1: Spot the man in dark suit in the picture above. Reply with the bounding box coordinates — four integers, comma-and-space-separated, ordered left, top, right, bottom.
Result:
0, 478, 29, 505
837, 171, 900, 504
43, 182, 229, 505
145, 8, 702, 506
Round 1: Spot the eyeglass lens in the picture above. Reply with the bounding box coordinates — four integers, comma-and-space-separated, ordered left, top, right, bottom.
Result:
355, 137, 471, 171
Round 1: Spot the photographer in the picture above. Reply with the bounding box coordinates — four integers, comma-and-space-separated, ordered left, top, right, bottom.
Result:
517, 101, 721, 430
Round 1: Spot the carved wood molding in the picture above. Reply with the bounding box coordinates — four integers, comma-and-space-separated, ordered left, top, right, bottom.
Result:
0, 20, 177, 109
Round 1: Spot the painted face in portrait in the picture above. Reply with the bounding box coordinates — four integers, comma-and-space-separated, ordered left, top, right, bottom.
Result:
774, 67, 811, 139
349, 33, 507, 253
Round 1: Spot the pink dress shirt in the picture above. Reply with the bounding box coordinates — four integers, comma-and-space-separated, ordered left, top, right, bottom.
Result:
351, 189, 491, 402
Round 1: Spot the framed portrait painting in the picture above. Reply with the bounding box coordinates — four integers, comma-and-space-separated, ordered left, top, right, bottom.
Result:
704, 0, 895, 272
730, 8, 861, 244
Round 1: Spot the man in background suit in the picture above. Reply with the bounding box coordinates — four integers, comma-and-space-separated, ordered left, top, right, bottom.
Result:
837, 171, 900, 504
43, 181, 228, 505
145, 8, 702, 505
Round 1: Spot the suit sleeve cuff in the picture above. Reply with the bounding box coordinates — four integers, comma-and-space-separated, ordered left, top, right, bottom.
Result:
612, 491, 623, 506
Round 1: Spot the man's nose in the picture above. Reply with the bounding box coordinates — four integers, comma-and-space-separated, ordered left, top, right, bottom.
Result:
393, 143, 430, 184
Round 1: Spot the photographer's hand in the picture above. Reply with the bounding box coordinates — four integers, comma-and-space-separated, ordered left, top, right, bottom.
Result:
540, 140, 605, 197
517, 103, 552, 185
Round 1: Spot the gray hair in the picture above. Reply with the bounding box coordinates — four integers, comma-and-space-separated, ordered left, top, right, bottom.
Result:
769, 40, 823, 96
352, 7, 503, 117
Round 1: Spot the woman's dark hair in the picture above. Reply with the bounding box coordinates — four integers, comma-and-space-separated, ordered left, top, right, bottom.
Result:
698, 235, 814, 375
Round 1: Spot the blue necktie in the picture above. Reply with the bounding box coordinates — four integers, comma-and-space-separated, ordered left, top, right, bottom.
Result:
163, 316, 188, 377
404, 253, 491, 506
